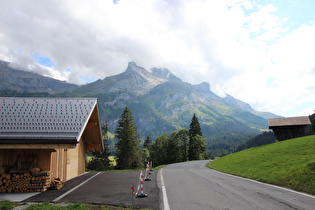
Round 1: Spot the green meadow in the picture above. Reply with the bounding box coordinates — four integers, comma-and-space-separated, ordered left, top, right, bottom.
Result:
208, 135, 315, 195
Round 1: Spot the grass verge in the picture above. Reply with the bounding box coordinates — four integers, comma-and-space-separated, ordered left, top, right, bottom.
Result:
208, 135, 315, 195
0, 200, 151, 210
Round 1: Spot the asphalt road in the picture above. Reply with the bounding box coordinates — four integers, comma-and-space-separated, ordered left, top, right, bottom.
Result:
160, 160, 315, 210
25, 170, 160, 209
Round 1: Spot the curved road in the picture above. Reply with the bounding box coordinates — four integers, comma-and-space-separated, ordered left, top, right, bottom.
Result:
159, 160, 315, 210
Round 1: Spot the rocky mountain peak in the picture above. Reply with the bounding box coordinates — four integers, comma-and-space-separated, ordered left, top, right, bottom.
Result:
125, 62, 147, 75
151, 67, 182, 82
194, 82, 211, 93
105, 62, 183, 94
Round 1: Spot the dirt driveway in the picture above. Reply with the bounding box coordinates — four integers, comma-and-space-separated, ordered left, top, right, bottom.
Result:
25, 169, 160, 209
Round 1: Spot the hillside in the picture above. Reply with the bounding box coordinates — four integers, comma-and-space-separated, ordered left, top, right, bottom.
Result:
0, 60, 78, 93
209, 135, 315, 195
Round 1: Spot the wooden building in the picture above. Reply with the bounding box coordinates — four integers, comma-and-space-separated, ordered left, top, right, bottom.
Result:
268, 116, 311, 141
0, 97, 104, 184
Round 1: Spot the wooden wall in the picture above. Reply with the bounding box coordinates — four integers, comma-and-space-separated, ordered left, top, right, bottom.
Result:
50, 149, 67, 182
1, 136, 88, 183
272, 125, 306, 141
0, 149, 52, 175
65, 136, 87, 181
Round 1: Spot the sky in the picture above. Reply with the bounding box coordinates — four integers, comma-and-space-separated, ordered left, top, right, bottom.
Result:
0, 0, 314, 117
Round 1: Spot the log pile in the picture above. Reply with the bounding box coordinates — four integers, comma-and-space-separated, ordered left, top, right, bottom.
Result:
29, 169, 52, 192
0, 168, 54, 193
50, 178, 63, 190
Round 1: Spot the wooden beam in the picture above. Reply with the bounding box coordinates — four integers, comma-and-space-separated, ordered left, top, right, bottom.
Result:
0, 143, 76, 149
86, 143, 101, 153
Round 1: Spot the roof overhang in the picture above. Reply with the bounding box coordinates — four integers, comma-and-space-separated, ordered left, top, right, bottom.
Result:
0, 97, 104, 152
268, 116, 311, 129
0, 143, 76, 150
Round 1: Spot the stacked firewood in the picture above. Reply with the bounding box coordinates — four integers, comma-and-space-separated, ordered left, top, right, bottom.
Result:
0, 173, 32, 193
50, 178, 63, 190
0, 168, 52, 193
28, 168, 52, 192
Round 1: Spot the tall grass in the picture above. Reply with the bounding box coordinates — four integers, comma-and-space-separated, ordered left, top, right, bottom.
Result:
209, 135, 315, 195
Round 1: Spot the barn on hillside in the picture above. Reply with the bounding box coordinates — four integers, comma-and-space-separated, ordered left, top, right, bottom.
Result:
0, 97, 104, 190
268, 116, 311, 141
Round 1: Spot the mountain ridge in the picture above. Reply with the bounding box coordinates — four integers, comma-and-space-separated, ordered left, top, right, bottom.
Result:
0, 60, 280, 156
66, 62, 279, 143
0, 60, 78, 93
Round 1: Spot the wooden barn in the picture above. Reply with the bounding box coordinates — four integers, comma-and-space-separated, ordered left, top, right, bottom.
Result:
268, 116, 311, 141
0, 97, 103, 192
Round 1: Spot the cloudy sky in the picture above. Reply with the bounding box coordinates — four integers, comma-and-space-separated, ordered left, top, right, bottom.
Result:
0, 0, 314, 117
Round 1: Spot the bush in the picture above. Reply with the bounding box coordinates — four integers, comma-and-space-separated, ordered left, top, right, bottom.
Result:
86, 158, 111, 171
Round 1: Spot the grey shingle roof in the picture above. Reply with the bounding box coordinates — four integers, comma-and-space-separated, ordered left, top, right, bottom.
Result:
0, 97, 98, 143
268, 116, 311, 128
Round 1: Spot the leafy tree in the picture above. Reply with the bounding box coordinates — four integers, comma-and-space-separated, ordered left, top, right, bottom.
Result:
115, 107, 142, 169
150, 132, 169, 166
177, 128, 189, 162
167, 131, 182, 164
87, 122, 111, 171
169, 128, 189, 162
188, 114, 206, 160
188, 134, 206, 160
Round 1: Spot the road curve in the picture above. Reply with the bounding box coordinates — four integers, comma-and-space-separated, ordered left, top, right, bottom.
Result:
159, 160, 315, 210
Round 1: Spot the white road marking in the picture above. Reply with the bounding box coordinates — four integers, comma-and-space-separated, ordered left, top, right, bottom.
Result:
210, 168, 315, 199
53, 172, 101, 202
160, 168, 170, 210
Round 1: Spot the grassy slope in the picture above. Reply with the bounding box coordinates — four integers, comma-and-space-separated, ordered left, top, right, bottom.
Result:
209, 135, 315, 195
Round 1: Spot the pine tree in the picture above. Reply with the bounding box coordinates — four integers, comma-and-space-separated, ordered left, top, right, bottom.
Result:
100, 122, 111, 167
189, 113, 202, 138
115, 107, 141, 169
188, 114, 206, 160
142, 136, 152, 166
143, 136, 152, 150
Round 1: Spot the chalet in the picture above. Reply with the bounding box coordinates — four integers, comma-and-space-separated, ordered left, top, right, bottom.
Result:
0, 97, 104, 187
268, 116, 311, 141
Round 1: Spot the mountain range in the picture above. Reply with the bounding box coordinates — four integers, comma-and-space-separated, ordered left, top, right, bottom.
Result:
0, 60, 280, 156
0, 60, 78, 93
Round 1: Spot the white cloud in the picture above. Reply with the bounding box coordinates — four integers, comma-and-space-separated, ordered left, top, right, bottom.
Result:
0, 0, 314, 117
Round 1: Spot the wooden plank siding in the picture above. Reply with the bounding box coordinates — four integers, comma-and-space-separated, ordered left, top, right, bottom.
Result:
0, 149, 52, 175
50, 148, 67, 182
50, 136, 87, 182
268, 116, 311, 141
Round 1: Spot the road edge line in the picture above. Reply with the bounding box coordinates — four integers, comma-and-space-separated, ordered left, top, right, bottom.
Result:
53, 172, 101, 202
209, 168, 315, 199
160, 168, 170, 210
